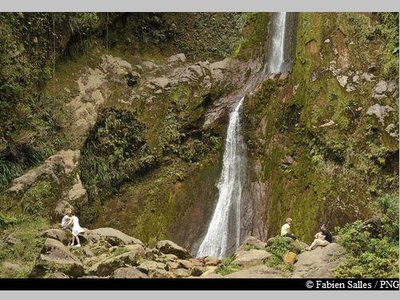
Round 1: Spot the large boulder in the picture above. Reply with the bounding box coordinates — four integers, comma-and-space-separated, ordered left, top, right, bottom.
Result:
232, 249, 272, 268
8, 150, 80, 194
113, 267, 148, 278
291, 243, 346, 278
30, 238, 84, 278
224, 265, 284, 278
167, 53, 186, 65
156, 240, 191, 259
88, 250, 143, 276
101, 55, 133, 76
86, 228, 144, 246
41, 229, 70, 245
137, 260, 166, 274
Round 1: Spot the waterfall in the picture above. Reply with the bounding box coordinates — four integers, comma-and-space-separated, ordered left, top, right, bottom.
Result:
197, 96, 246, 258
197, 12, 290, 258
266, 12, 287, 74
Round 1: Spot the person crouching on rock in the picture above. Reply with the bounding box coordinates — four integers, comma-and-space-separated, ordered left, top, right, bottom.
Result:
281, 218, 297, 240
306, 222, 333, 251
61, 208, 85, 248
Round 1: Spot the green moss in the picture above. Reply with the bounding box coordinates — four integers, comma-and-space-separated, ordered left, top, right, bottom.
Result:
244, 12, 398, 243
20, 180, 58, 216
0, 216, 49, 278
233, 13, 269, 60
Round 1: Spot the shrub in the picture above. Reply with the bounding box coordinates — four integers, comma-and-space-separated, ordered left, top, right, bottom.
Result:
334, 194, 399, 278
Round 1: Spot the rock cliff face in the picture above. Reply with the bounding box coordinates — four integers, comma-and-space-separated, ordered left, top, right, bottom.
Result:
242, 12, 398, 243
0, 13, 398, 274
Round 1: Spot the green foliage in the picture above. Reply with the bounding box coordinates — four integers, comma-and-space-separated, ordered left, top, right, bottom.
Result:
0, 211, 20, 227
234, 13, 269, 60
376, 194, 399, 238
263, 237, 302, 274
264, 255, 295, 273
0, 216, 49, 278
244, 244, 262, 251
334, 195, 399, 278
374, 13, 399, 79
266, 236, 303, 258
215, 255, 242, 276
20, 181, 57, 216
81, 108, 157, 203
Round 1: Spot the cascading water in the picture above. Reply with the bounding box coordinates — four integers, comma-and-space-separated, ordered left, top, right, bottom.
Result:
197, 12, 290, 258
266, 12, 287, 75
197, 96, 246, 258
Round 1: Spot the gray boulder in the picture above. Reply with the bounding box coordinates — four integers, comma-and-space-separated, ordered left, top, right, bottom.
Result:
86, 228, 144, 246
113, 267, 148, 278
30, 238, 84, 278
156, 240, 191, 259
291, 243, 345, 278
232, 249, 272, 267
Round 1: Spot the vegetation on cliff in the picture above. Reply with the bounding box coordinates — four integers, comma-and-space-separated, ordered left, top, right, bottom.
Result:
0, 12, 398, 278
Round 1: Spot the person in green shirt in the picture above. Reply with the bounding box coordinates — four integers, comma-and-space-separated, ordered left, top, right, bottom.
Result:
281, 218, 297, 240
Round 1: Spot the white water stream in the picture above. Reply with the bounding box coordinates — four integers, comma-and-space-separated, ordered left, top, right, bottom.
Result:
197, 12, 288, 258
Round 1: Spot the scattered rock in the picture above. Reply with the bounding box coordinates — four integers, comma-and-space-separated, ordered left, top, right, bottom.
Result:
361, 72, 375, 82
177, 259, 194, 269
167, 53, 186, 65
387, 80, 397, 93
150, 77, 170, 89
385, 123, 399, 138
88, 251, 142, 276
156, 240, 191, 259
141, 61, 158, 71
174, 268, 191, 278
137, 260, 166, 274
366, 104, 394, 124
374, 80, 388, 95
166, 261, 180, 270
225, 265, 283, 278
337, 75, 348, 87
232, 249, 272, 267
149, 268, 174, 278
281, 156, 295, 166
101, 55, 133, 76
191, 266, 207, 276
47, 272, 70, 278
113, 267, 148, 278
319, 120, 336, 128
204, 256, 220, 266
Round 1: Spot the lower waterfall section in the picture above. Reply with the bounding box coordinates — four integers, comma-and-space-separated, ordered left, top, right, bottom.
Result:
196, 97, 247, 258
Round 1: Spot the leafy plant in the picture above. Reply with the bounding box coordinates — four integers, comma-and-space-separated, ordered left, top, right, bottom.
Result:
334, 195, 399, 278
215, 255, 242, 276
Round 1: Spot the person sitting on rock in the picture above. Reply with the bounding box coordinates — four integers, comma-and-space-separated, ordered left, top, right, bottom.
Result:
61, 208, 85, 248
281, 218, 297, 240
306, 222, 333, 251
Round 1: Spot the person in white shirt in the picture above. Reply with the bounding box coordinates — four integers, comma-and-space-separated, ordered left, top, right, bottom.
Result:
61, 208, 85, 248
